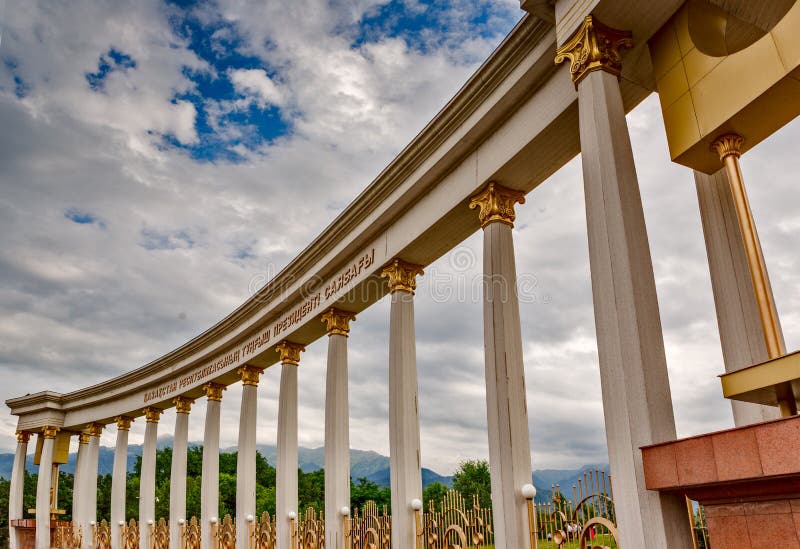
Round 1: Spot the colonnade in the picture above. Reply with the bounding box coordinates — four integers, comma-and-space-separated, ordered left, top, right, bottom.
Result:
10, 13, 771, 549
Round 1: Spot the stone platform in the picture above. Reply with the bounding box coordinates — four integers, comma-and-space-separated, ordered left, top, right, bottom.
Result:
642, 414, 800, 547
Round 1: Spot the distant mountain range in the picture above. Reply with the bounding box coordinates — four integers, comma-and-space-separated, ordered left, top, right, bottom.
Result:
0, 436, 606, 500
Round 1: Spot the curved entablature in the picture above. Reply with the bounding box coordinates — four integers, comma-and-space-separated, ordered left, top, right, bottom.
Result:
6, 2, 668, 433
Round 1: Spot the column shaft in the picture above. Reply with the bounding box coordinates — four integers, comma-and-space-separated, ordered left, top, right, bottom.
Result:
83, 432, 101, 548
276, 363, 298, 549
482, 221, 533, 548
110, 423, 130, 549
170, 408, 190, 549
694, 168, 782, 425
73, 439, 88, 537
201, 396, 222, 549
577, 68, 691, 547
9, 435, 29, 549
35, 432, 56, 549
139, 414, 160, 549
236, 376, 260, 548
324, 332, 350, 549
388, 290, 422, 549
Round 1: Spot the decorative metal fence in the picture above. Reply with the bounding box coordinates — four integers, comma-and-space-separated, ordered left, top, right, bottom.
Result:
532, 468, 619, 548
346, 501, 392, 549
59, 468, 632, 549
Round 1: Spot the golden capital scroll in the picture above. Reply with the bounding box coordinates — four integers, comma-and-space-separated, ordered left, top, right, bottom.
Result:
203, 382, 226, 402
381, 259, 424, 294
468, 182, 525, 228
42, 425, 60, 439
16, 431, 30, 444
143, 406, 163, 423
115, 416, 134, 431
87, 422, 104, 437
321, 308, 356, 336
276, 340, 305, 366
237, 365, 265, 387
79, 433, 91, 445
555, 15, 633, 87
712, 133, 744, 160
173, 396, 195, 414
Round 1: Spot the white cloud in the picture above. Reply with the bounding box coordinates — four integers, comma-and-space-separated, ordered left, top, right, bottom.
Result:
229, 69, 285, 107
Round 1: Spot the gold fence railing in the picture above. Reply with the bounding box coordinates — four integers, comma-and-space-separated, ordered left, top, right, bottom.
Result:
532, 469, 619, 548
66, 468, 632, 549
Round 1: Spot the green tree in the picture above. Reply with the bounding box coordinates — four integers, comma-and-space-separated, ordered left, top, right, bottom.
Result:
451, 460, 491, 508
350, 478, 390, 513
0, 477, 11, 549
298, 469, 324, 513
422, 482, 449, 511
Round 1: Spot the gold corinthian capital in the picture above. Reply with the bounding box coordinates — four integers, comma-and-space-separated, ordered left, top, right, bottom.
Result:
173, 396, 195, 414
237, 365, 265, 387
79, 432, 91, 445
321, 308, 356, 336
143, 406, 163, 423
42, 425, 60, 439
712, 133, 744, 160
276, 340, 306, 366
115, 416, 134, 431
16, 431, 30, 444
469, 182, 526, 228
381, 259, 424, 294
555, 15, 633, 87
87, 422, 104, 437
203, 382, 226, 402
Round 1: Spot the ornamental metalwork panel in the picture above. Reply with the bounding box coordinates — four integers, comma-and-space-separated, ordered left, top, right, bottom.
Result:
95, 520, 112, 549
296, 508, 325, 549
151, 518, 170, 549
216, 514, 236, 549
253, 512, 276, 549
53, 521, 78, 549
182, 517, 201, 549
533, 468, 619, 548
346, 501, 391, 549
123, 518, 140, 549
422, 491, 493, 548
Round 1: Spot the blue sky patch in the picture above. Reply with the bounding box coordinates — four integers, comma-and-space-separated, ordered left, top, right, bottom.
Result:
158, 4, 291, 161
65, 208, 104, 227
352, 0, 515, 56
85, 48, 137, 92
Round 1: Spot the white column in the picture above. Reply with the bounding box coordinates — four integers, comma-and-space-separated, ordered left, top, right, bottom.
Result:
556, 15, 692, 548
9, 431, 30, 549
170, 398, 193, 549
35, 427, 58, 549
321, 309, 356, 549
380, 259, 424, 549
83, 425, 102, 547
236, 366, 263, 548
468, 183, 532, 548
111, 417, 133, 549
275, 341, 305, 549
694, 168, 782, 425
201, 383, 225, 549
140, 408, 162, 549
72, 434, 88, 539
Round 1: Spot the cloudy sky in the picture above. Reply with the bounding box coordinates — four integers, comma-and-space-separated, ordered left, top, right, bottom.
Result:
0, 0, 798, 476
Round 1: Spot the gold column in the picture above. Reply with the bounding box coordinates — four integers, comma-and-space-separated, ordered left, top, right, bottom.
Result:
712, 134, 794, 416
